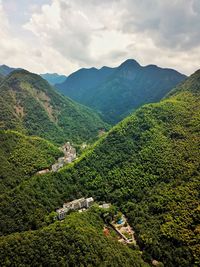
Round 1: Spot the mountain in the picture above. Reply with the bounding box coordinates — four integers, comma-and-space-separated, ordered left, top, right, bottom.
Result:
40, 73, 67, 85
0, 70, 199, 266
56, 59, 187, 124
56, 66, 115, 101
0, 209, 148, 267
0, 69, 109, 144
0, 74, 3, 83
0, 130, 61, 194
0, 64, 20, 76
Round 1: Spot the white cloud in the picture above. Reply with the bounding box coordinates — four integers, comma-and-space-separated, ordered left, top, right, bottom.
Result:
0, 0, 200, 75
0, 1, 80, 74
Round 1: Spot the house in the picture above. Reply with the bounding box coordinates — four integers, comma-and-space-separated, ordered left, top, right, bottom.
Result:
86, 197, 94, 208
52, 162, 63, 172
36, 169, 50, 175
63, 197, 86, 210
56, 207, 69, 220
99, 203, 111, 209
57, 197, 94, 220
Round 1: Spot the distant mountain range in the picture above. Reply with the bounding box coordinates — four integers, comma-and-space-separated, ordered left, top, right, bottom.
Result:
56, 59, 187, 124
0, 64, 67, 86
1, 61, 187, 124
40, 73, 67, 85
0, 69, 108, 144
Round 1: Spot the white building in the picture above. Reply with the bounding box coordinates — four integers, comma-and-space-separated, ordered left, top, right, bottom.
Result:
57, 197, 94, 220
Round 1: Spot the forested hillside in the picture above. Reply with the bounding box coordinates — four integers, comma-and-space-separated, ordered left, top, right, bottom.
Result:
0, 209, 148, 267
0, 74, 3, 83
0, 64, 19, 76
0, 130, 61, 194
56, 59, 186, 123
0, 70, 109, 144
0, 70, 199, 266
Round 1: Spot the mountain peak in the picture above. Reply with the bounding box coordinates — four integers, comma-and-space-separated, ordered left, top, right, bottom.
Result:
119, 59, 140, 69
0, 64, 20, 76
145, 64, 158, 69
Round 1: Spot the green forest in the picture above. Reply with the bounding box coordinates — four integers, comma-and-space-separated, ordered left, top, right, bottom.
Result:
57, 59, 186, 124
0, 130, 61, 194
0, 209, 148, 267
0, 70, 199, 266
0, 70, 109, 144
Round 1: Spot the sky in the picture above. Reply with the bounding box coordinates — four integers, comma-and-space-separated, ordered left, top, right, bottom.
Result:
0, 0, 200, 75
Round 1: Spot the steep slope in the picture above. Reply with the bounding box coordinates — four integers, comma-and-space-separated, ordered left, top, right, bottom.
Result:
0, 130, 61, 194
56, 59, 187, 123
0, 70, 109, 144
0, 64, 20, 76
0, 209, 148, 267
0, 70, 199, 266
40, 73, 67, 85
56, 66, 115, 102
0, 74, 3, 83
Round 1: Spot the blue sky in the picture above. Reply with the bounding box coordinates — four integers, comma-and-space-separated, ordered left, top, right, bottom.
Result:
0, 0, 200, 75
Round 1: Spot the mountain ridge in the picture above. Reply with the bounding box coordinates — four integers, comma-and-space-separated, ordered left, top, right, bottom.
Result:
0, 64, 21, 76
0, 70, 199, 267
56, 59, 187, 123
0, 69, 109, 144
40, 72, 67, 85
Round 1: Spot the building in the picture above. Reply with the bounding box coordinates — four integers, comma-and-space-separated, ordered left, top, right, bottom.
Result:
99, 203, 111, 209
52, 162, 63, 172
52, 142, 77, 173
57, 197, 94, 220
86, 197, 94, 208
36, 169, 50, 175
63, 198, 86, 210
56, 208, 69, 220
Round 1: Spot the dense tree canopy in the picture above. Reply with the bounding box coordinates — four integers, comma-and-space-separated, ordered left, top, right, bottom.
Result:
0, 70, 199, 266
0, 209, 148, 267
0, 70, 109, 144
0, 130, 61, 194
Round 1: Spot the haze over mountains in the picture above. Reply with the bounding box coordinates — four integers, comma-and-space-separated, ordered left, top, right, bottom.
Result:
40, 73, 67, 85
0, 64, 67, 86
56, 59, 187, 123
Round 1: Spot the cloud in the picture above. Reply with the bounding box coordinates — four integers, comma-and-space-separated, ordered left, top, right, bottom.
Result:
120, 0, 200, 50
0, 1, 80, 74
0, 0, 200, 75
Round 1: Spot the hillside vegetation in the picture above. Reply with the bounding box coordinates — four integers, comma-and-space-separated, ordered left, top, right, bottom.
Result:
0, 70, 109, 144
0, 130, 61, 194
0, 74, 3, 84
0, 64, 19, 76
57, 59, 186, 123
0, 70, 199, 266
0, 209, 148, 267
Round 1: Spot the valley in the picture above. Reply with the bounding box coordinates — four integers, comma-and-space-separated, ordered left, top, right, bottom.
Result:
0, 64, 199, 267
1, 1, 199, 266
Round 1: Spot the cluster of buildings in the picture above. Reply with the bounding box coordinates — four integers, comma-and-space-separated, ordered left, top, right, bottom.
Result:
37, 142, 76, 174
56, 197, 94, 220
52, 142, 76, 172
